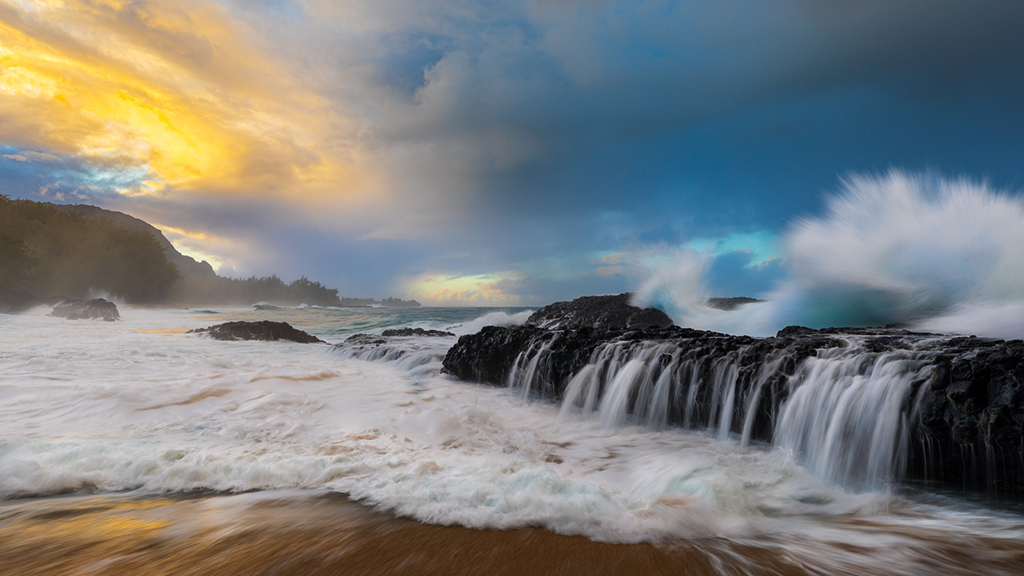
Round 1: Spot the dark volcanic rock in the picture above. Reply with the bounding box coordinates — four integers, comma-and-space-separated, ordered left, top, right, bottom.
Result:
0, 289, 41, 314
444, 324, 839, 405
911, 338, 1024, 496
381, 328, 455, 337
527, 293, 673, 330
444, 311, 1024, 495
189, 321, 324, 343
776, 325, 818, 337
50, 298, 120, 321
706, 296, 763, 310
342, 334, 387, 346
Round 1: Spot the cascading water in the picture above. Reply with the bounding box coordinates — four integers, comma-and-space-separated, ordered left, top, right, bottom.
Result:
507, 334, 935, 490
6, 304, 1024, 573
333, 338, 453, 378
506, 336, 561, 400
773, 345, 936, 489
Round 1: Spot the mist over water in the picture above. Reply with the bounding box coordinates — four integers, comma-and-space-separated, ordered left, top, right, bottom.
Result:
635, 172, 1024, 338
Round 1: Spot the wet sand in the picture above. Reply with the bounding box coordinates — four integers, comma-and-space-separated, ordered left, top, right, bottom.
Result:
0, 493, 718, 576
2, 493, 1024, 576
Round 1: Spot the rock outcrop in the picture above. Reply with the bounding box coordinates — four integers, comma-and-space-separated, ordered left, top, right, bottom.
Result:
443, 309, 1024, 496
706, 296, 763, 310
341, 334, 387, 347
49, 298, 120, 321
381, 327, 455, 337
526, 293, 674, 330
189, 321, 324, 343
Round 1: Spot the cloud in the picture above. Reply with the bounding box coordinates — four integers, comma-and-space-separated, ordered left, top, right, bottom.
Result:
2, 0, 1024, 304
150, 222, 247, 271
0, 0, 373, 203
2, 150, 58, 162
403, 272, 527, 305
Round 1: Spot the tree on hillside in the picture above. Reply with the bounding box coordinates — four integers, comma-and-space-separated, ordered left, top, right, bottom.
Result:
0, 195, 180, 302
0, 232, 37, 290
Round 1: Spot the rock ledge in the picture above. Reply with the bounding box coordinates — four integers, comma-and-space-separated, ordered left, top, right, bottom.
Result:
50, 298, 119, 321
189, 320, 324, 343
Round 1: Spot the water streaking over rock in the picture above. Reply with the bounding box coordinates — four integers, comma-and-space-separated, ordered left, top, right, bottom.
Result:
2, 304, 1024, 574
445, 323, 1024, 495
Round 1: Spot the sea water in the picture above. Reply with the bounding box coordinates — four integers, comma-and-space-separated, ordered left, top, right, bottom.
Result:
634, 171, 1024, 340
2, 305, 1023, 575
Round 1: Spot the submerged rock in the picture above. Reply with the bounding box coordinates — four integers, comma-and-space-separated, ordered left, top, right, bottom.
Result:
526, 293, 674, 329
381, 327, 455, 337
50, 298, 120, 321
189, 321, 324, 343
441, 296, 1024, 496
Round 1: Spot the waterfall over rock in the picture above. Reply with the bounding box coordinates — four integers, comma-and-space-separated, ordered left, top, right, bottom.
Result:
443, 324, 1024, 495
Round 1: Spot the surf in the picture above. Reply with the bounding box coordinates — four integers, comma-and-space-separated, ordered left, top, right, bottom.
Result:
634, 171, 1024, 339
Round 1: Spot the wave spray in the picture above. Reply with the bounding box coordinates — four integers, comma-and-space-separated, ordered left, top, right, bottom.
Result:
634, 171, 1024, 338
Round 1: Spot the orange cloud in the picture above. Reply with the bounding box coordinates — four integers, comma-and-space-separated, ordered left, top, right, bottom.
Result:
602, 253, 623, 264
0, 0, 374, 203
403, 272, 524, 305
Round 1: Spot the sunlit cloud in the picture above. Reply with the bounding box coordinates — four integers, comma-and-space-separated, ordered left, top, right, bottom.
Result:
153, 221, 247, 274
402, 251, 641, 304
0, 0, 374, 206
1, 0, 1021, 304
2, 150, 59, 162
403, 272, 526, 305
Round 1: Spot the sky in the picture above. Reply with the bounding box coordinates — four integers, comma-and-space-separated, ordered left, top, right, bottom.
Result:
2, 0, 1024, 306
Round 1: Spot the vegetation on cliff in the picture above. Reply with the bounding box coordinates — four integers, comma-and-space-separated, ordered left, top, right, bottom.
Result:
1, 195, 419, 307
170, 274, 343, 306
0, 195, 179, 303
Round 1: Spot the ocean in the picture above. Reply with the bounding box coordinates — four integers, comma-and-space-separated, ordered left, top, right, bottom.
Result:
2, 304, 1024, 575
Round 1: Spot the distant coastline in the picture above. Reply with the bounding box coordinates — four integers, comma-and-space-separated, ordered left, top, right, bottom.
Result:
0, 195, 418, 309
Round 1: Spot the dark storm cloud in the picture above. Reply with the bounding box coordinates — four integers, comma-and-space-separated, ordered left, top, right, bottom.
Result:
378, 0, 1024, 202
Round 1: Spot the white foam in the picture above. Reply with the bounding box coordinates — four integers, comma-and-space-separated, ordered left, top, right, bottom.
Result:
1, 306, 1022, 551
0, 307, 890, 543
449, 310, 533, 336
635, 172, 1024, 338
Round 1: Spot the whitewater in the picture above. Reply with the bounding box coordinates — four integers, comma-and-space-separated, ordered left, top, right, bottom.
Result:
635, 171, 1024, 340
2, 303, 1024, 575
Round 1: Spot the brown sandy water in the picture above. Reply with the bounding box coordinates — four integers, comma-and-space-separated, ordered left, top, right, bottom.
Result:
2, 493, 1024, 576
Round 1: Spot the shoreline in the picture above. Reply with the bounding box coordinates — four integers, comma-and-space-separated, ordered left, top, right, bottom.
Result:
0, 492, 738, 576
4, 491, 1023, 576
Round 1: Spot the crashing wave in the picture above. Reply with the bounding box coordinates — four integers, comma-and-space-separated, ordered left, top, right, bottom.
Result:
635, 171, 1024, 339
